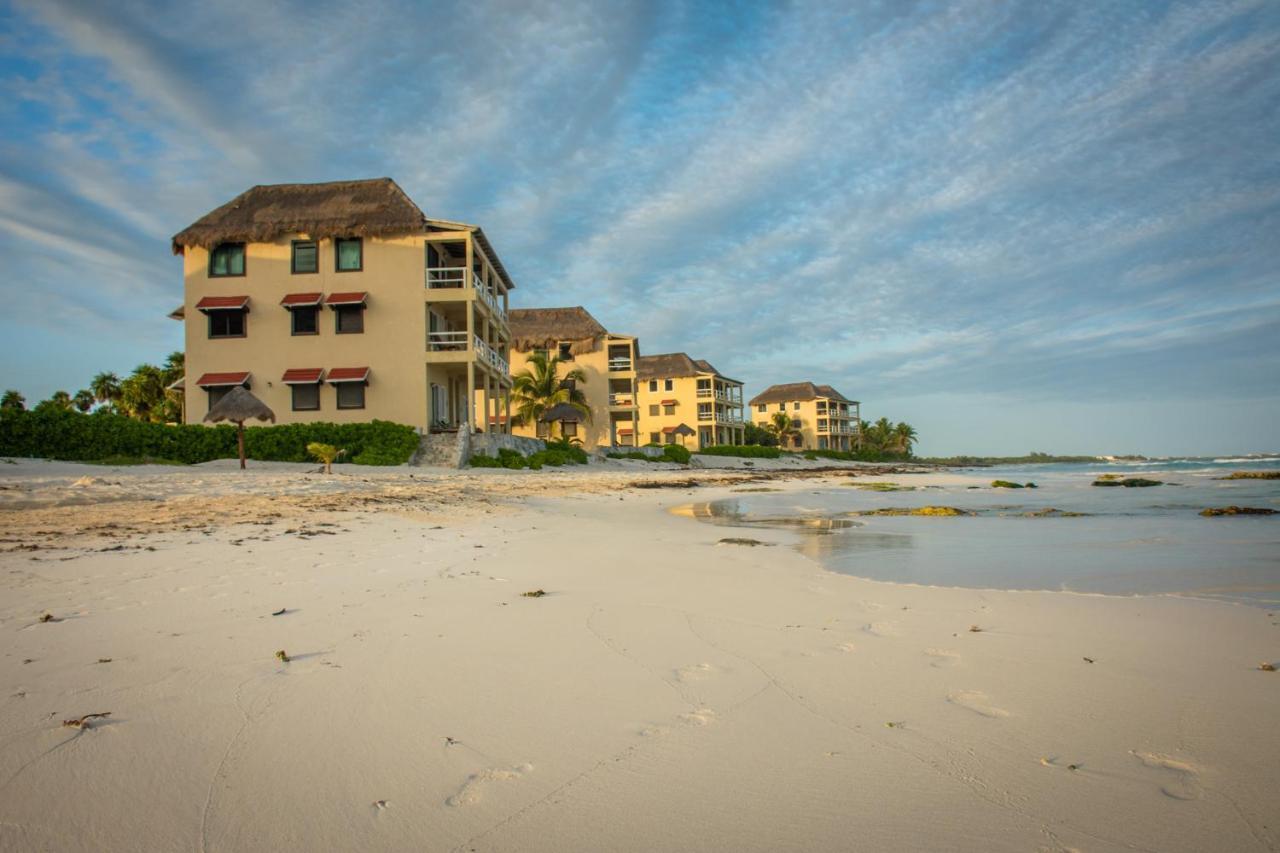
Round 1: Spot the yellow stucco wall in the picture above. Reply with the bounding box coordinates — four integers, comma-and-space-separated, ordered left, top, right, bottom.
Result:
635, 373, 744, 450
749, 397, 857, 450
183, 233, 509, 430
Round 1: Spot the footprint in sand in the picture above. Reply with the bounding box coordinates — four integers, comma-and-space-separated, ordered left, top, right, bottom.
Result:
1130, 751, 1203, 800
674, 663, 716, 682
446, 763, 533, 807
678, 708, 717, 726
924, 648, 960, 668
835, 642, 857, 653
946, 690, 1010, 718
862, 621, 899, 638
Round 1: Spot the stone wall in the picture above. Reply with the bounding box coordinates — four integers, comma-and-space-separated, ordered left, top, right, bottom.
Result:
466, 433, 546, 463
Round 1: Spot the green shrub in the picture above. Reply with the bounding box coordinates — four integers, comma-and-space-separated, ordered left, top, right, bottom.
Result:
697, 445, 782, 459
0, 408, 418, 466
543, 438, 588, 464
662, 444, 691, 464
497, 448, 528, 469
468, 452, 502, 468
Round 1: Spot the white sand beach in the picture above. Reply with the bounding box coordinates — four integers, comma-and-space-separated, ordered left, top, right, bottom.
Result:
1, 460, 1277, 852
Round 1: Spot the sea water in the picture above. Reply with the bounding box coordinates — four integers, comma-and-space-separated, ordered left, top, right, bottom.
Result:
676, 458, 1280, 606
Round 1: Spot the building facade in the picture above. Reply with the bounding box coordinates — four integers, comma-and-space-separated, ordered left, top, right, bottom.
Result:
171, 179, 513, 434
749, 382, 861, 451
635, 353, 744, 449
506, 307, 640, 448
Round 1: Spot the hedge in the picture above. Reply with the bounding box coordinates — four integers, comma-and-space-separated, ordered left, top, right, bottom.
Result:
696, 444, 782, 459
0, 408, 420, 466
469, 439, 587, 470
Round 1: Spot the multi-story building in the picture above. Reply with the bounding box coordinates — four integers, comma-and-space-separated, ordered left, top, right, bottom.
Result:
749, 382, 861, 450
635, 353, 744, 449
170, 178, 514, 434
506, 307, 640, 447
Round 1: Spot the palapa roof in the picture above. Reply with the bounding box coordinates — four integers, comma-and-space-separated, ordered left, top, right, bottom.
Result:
171, 177, 514, 289
748, 382, 855, 406
508, 306, 610, 355
637, 353, 739, 384
202, 386, 277, 425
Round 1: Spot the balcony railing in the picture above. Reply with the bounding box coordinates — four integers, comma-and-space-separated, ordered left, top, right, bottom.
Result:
426, 267, 506, 325
608, 357, 632, 372
609, 394, 635, 407
428, 330, 467, 352
696, 387, 713, 397
473, 335, 509, 375
715, 413, 743, 425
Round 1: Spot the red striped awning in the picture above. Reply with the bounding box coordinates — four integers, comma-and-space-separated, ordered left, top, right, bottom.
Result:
195, 295, 249, 311
660, 399, 677, 405
282, 368, 324, 384
280, 292, 322, 307
195, 371, 250, 388
325, 291, 367, 306
617, 428, 634, 435
327, 367, 369, 383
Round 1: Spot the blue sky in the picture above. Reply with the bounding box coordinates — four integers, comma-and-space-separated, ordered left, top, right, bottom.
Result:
1, 0, 1278, 456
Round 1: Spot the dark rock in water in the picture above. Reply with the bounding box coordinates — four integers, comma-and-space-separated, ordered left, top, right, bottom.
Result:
1092, 478, 1163, 488
1022, 508, 1089, 518
1199, 506, 1277, 517
1217, 471, 1280, 480
718, 537, 773, 546
992, 480, 1037, 489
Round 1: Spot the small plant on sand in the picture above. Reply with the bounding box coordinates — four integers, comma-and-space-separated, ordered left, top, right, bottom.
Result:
307, 442, 345, 474
275, 650, 291, 663
521, 589, 547, 598
63, 712, 111, 729
1260, 662, 1276, 672
38, 612, 57, 623
968, 625, 983, 632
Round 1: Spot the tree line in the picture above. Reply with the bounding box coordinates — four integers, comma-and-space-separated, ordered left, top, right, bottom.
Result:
744, 413, 918, 456
2, 352, 185, 423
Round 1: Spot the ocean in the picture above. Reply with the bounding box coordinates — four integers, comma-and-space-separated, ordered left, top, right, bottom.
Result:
676, 457, 1280, 606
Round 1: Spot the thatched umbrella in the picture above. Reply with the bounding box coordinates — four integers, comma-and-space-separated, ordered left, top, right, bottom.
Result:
669, 423, 695, 446
539, 401, 583, 440
203, 386, 276, 470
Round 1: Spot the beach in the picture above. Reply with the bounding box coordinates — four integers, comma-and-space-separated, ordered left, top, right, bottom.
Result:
1, 460, 1277, 852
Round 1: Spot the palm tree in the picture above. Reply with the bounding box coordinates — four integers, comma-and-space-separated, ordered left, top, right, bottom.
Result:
73, 389, 95, 413
510, 351, 589, 438
891, 422, 918, 456
119, 364, 167, 422
768, 411, 802, 448
0, 389, 24, 411
90, 372, 122, 410
46, 390, 74, 411
864, 417, 895, 452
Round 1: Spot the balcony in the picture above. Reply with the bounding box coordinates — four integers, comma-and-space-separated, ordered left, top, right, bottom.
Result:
696, 387, 713, 398
609, 394, 636, 408
715, 413, 743, 425
608, 357, 633, 372
425, 267, 506, 325
473, 335, 509, 376
428, 330, 467, 352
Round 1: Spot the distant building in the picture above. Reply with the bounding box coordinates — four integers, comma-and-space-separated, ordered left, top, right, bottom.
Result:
749, 382, 860, 450
506, 306, 640, 447
635, 353, 744, 449
171, 178, 514, 434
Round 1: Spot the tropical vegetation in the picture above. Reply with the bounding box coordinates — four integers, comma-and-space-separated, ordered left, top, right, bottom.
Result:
510, 352, 590, 438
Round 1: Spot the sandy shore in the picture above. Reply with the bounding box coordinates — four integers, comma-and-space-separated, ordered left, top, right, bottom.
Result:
1, 459, 1277, 852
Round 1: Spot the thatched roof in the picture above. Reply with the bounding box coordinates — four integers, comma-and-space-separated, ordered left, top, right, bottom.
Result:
508, 306, 608, 355
637, 353, 739, 384
171, 178, 514, 290
749, 382, 855, 406
203, 386, 277, 425
539, 402, 585, 423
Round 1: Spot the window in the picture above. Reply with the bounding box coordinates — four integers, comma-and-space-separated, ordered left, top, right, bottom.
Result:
207, 385, 239, 408
335, 305, 364, 334
335, 237, 363, 272
664, 433, 676, 445
648, 404, 659, 416
778, 403, 786, 411
663, 405, 675, 416
793, 402, 801, 410
336, 382, 365, 409
698, 403, 712, 420
291, 383, 320, 411
648, 380, 657, 392
208, 309, 246, 338
291, 306, 318, 335
649, 432, 660, 444
557, 342, 574, 361
209, 243, 245, 277
757, 404, 766, 413
818, 437, 828, 450
664, 379, 673, 391
561, 422, 578, 437
291, 240, 318, 274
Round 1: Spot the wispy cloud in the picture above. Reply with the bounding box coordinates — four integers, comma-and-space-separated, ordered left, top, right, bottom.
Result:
1, 0, 1277, 453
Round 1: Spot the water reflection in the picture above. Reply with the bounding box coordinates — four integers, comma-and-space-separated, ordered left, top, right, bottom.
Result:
671, 499, 860, 532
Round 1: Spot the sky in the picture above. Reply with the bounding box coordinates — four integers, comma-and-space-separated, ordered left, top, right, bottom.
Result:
1, 0, 1278, 456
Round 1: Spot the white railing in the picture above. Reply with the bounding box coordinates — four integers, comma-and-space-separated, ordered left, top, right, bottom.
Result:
473, 336, 508, 375
428, 330, 467, 351
609, 394, 635, 406
608, 358, 632, 372
426, 266, 466, 288
715, 413, 743, 425
696, 388, 712, 397
697, 409, 713, 421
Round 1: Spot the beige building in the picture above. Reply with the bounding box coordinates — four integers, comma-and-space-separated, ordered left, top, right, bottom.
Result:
749, 382, 861, 451
635, 354, 744, 449
170, 178, 514, 434
506, 307, 640, 448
